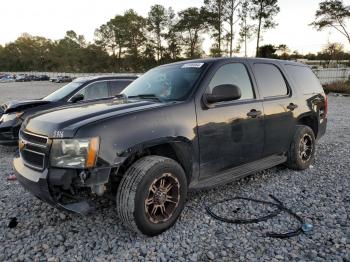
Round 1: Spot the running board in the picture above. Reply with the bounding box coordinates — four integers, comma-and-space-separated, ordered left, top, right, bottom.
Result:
190, 154, 287, 190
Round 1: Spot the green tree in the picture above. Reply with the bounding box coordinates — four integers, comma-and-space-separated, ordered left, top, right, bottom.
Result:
204, 0, 226, 56
94, 23, 116, 55
124, 9, 147, 71
311, 0, 350, 44
0, 34, 55, 71
276, 44, 290, 59
164, 7, 181, 60
250, 0, 280, 57
257, 44, 277, 58
109, 16, 129, 60
53, 31, 86, 72
238, 0, 255, 57
148, 4, 168, 61
318, 42, 346, 64
176, 7, 207, 58
95, 15, 130, 71
65, 30, 86, 47
224, 0, 242, 57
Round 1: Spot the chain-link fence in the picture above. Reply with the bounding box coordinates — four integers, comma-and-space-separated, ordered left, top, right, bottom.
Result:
313, 68, 350, 85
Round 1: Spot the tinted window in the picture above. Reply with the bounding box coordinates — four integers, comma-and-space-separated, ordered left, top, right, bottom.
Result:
78, 81, 109, 101
285, 65, 323, 94
110, 80, 133, 96
207, 63, 254, 100
254, 64, 288, 98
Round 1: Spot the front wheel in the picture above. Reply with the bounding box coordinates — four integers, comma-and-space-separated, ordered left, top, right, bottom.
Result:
286, 125, 316, 170
116, 156, 187, 236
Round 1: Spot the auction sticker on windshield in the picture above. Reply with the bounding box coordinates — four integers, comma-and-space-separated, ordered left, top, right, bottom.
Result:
181, 63, 204, 68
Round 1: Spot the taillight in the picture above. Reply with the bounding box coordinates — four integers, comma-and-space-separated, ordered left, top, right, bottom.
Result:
324, 94, 328, 117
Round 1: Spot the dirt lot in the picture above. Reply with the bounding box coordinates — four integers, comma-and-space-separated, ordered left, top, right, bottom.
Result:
0, 82, 349, 261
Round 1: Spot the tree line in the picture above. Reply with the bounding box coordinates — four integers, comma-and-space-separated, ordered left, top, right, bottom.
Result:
0, 0, 349, 73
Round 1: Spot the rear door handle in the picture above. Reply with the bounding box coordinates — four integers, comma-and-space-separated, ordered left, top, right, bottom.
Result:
247, 109, 262, 118
287, 103, 298, 111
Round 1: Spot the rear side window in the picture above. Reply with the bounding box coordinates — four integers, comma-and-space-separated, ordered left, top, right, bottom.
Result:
207, 63, 254, 100
109, 80, 133, 96
254, 64, 288, 98
77, 81, 109, 101
285, 65, 323, 94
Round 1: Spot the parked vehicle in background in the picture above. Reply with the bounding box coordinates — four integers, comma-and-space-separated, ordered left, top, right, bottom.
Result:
50, 76, 73, 83
28, 75, 40, 81
37, 75, 50, 81
15, 74, 32, 82
0, 75, 16, 83
13, 58, 327, 236
56, 76, 73, 83
0, 75, 137, 145
3, 74, 50, 82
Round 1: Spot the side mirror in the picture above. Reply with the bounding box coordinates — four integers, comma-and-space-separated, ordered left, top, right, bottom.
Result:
70, 93, 84, 103
204, 84, 241, 104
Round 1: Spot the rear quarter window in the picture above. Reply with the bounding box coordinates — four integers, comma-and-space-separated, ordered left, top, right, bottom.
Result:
253, 63, 289, 98
285, 65, 324, 94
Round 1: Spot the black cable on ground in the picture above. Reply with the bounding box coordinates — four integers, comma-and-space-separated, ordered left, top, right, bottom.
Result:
205, 194, 312, 239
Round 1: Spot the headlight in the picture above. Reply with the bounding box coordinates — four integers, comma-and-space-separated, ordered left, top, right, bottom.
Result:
50, 137, 100, 169
0, 112, 23, 122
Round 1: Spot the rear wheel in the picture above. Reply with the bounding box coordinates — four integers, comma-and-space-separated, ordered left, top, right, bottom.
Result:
286, 125, 316, 170
116, 156, 187, 236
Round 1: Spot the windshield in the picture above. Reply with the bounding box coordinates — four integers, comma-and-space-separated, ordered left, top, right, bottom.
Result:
122, 63, 207, 101
43, 82, 82, 101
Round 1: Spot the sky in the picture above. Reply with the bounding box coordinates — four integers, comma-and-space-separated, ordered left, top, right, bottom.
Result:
0, 0, 349, 56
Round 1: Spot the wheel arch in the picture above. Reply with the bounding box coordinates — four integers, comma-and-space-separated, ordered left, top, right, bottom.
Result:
297, 113, 319, 138
114, 137, 194, 184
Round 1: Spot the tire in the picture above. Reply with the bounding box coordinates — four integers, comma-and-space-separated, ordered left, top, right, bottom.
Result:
286, 125, 316, 170
116, 156, 188, 236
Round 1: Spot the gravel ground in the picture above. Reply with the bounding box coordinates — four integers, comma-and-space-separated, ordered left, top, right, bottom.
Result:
0, 81, 64, 103
0, 82, 349, 261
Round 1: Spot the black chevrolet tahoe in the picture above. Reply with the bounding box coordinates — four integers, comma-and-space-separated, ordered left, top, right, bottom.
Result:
0, 75, 137, 145
13, 58, 327, 236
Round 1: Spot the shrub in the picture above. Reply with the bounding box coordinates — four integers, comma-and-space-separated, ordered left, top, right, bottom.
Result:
322, 81, 350, 94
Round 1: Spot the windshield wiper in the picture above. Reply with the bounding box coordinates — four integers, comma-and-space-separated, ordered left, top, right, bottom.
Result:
127, 94, 163, 102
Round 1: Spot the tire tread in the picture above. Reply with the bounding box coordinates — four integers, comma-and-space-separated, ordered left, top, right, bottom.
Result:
116, 156, 175, 234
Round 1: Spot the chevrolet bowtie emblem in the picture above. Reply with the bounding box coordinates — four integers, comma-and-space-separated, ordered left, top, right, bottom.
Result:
19, 139, 25, 151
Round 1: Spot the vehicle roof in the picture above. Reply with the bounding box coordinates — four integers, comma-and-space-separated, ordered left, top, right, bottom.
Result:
73, 74, 139, 83
163, 57, 307, 67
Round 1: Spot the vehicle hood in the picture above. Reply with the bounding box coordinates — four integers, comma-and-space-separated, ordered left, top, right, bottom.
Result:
1, 99, 51, 114
24, 99, 165, 138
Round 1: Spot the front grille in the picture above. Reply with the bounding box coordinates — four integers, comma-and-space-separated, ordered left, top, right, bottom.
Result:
20, 130, 48, 145
21, 149, 45, 168
19, 130, 49, 171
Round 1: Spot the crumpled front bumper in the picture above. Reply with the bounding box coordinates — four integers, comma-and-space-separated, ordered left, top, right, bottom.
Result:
0, 119, 21, 145
13, 158, 92, 214
13, 158, 57, 206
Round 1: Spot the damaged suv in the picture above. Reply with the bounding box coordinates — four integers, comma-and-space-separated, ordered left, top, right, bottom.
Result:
14, 58, 327, 236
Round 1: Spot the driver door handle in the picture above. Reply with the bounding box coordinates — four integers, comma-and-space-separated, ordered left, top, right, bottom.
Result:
247, 109, 262, 118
